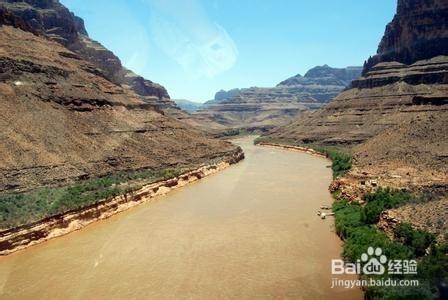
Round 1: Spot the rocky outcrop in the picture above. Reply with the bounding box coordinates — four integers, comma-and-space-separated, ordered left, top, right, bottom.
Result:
378, 197, 448, 243
204, 88, 241, 106
194, 65, 361, 131
363, 0, 448, 74
264, 0, 448, 148
0, 0, 176, 109
0, 3, 36, 33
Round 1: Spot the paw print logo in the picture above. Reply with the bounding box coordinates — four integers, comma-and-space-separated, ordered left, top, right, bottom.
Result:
361, 247, 387, 275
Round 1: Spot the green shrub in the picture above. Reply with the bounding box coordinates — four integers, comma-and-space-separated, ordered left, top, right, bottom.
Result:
160, 168, 182, 179
333, 200, 363, 238
362, 188, 413, 224
395, 223, 435, 257
309, 146, 352, 178
342, 225, 390, 261
419, 243, 448, 281
366, 283, 435, 300
332, 190, 444, 299
328, 151, 352, 178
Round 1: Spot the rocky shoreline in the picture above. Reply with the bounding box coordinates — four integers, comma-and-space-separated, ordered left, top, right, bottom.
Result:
0, 149, 244, 256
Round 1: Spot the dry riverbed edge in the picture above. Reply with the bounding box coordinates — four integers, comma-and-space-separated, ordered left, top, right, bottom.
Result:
0, 149, 244, 255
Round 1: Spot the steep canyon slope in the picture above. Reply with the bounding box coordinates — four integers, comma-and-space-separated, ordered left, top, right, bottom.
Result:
0, 2, 241, 194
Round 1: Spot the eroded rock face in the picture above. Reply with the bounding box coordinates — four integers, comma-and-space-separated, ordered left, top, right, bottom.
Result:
0, 21, 239, 193
205, 88, 241, 105
0, 0, 174, 109
363, 0, 448, 73
195, 65, 361, 131
378, 197, 448, 243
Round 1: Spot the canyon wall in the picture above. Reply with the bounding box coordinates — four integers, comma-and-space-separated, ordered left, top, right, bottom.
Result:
0, 2, 241, 194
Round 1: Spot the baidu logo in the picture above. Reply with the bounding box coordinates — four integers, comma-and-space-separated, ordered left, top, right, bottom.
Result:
361, 247, 388, 275
332, 246, 417, 275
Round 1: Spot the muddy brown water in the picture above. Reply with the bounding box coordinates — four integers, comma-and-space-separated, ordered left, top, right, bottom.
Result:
0, 137, 361, 299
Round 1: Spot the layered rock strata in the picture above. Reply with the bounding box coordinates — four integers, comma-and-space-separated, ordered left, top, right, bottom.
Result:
195, 65, 361, 131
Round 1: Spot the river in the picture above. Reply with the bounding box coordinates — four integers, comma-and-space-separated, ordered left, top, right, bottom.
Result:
0, 137, 361, 299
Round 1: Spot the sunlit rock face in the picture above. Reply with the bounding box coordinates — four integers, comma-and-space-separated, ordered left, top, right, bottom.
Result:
194, 65, 361, 132
0, 0, 174, 109
363, 0, 448, 74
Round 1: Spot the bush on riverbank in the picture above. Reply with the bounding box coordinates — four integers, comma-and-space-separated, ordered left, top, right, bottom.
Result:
333, 198, 412, 262
0, 168, 182, 230
332, 189, 447, 299
310, 146, 352, 178
326, 150, 352, 178
362, 187, 413, 224
394, 223, 435, 257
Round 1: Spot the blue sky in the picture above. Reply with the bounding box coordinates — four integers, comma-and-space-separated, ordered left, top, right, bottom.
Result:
61, 0, 396, 102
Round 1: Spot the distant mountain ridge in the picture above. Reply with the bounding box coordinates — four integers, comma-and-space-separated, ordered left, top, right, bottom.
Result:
203, 88, 241, 106
278, 65, 362, 87
194, 65, 362, 131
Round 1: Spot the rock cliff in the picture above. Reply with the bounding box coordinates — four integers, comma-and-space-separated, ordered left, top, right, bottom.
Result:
278, 65, 362, 91
363, 0, 448, 73
174, 99, 203, 112
0, 0, 175, 110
